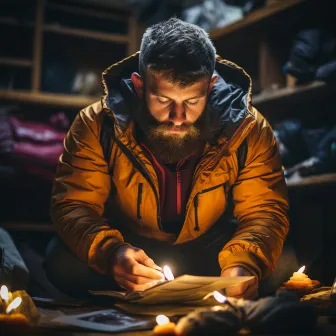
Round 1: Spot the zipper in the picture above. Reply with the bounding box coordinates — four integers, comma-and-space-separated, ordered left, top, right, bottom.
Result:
193, 183, 227, 231
176, 171, 182, 215
137, 183, 143, 223
193, 194, 200, 231
114, 137, 163, 230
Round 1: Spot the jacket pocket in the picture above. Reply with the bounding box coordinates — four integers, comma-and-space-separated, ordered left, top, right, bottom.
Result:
137, 183, 143, 224
193, 182, 228, 232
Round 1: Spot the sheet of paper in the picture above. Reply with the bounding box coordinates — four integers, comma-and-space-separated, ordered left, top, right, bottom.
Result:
90, 275, 255, 305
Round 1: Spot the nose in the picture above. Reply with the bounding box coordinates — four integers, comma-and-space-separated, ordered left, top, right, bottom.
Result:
169, 103, 186, 126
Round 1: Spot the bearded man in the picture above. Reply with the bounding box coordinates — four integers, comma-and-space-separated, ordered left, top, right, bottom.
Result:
46, 18, 297, 299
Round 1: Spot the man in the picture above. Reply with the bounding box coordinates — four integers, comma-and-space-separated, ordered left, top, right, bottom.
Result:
46, 18, 294, 299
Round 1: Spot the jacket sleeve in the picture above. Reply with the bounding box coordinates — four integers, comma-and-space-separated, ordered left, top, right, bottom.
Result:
218, 110, 289, 279
50, 107, 126, 275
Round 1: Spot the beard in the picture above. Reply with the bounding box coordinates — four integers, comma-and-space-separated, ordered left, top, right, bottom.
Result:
134, 100, 210, 164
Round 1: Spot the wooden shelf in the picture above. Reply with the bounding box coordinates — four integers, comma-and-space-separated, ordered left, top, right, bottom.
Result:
47, 2, 128, 22
0, 17, 34, 27
210, 0, 305, 39
43, 24, 129, 43
0, 57, 33, 67
287, 173, 336, 188
1, 222, 55, 232
253, 81, 328, 105
0, 90, 99, 108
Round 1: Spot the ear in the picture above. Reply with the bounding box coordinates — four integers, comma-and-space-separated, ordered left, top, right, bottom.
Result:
131, 72, 144, 97
208, 74, 218, 93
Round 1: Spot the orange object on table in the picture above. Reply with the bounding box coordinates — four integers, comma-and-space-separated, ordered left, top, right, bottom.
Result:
153, 315, 176, 335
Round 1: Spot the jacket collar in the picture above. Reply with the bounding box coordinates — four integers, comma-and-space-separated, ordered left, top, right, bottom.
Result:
101, 52, 255, 151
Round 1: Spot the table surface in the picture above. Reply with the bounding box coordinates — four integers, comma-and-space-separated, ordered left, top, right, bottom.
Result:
29, 306, 336, 336
6, 300, 336, 336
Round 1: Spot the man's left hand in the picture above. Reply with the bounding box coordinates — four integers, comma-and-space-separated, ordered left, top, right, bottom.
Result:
221, 266, 258, 300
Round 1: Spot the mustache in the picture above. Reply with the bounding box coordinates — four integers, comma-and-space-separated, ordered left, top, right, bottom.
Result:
152, 121, 194, 131
133, 98, 212, 140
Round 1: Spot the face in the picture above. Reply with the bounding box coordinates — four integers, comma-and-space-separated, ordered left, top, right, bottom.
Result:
133, 71, 217, 136
132, 70, 217, 163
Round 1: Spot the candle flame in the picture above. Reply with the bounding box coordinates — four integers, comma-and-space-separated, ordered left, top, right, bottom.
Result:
297, 266, 305, 274
156, 314, 170, 325
0, 285, 9, 301
213, 291, 227, 303
6, 297, 22, 314
163, 265, 174, 281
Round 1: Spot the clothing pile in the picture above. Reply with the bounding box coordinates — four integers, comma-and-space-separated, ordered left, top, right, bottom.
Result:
125, 0, 266, 30
274, 119, 336, 183
284, 28, 336, 83
0, 106, 70, 221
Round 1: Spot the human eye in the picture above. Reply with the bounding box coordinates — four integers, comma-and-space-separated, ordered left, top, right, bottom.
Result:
186, 99, 199, 106
157, 97, 170, 104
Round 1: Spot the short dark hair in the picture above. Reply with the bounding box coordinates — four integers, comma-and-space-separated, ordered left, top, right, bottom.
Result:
139, 17, 216, 87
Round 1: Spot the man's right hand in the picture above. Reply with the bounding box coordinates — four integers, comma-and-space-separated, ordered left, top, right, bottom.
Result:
111, 245, 164, 292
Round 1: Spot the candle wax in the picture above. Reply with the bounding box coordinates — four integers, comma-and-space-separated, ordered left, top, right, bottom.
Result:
289, 271, 312, 283
0, 313, 29, 325
153, 322, 176, 335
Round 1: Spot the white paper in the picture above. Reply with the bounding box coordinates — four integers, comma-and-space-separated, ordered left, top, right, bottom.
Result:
90, 275, 255, 305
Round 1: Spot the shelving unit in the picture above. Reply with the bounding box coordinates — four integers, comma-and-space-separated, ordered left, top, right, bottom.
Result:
0, 0, 139, 107
0, 58, 33, 67
253, 81, 327, 106
43, 24, 129, 43
211, 0, 335, 191
210, 0, 305, 39
287, 173, 336, 188
0, 89, 98, 108
0, 17, 35, 27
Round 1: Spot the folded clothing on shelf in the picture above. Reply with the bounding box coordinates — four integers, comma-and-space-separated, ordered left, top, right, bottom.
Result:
274, 120, 336, 182
0, 109, 69, 182
284, 28, 336, 83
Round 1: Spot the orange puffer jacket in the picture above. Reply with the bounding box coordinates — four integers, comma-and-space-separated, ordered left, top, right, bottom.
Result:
50, 53, 289, 279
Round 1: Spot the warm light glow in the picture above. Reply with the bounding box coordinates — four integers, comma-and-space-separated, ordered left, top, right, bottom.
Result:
213, 291, 227, 303
6, 297, 22, 314
297, 266, 306, 274
163, 265, 174, 281
0, 285, 9, 301
156, 314, 170, 325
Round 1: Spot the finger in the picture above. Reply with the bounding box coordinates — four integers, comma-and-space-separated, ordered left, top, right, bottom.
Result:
115, 277, 157, 292
134, 249, 162, 270
230, 281, 259, 300
228, 286, 258, 300
225, 278, 258, 298
125, 259, 164, 280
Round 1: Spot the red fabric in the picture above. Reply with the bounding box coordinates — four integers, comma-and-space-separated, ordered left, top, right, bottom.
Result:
9, 116, 67, 143
13, 142, 64, 166
141, 144, 201, 234
4, 113, 68, 181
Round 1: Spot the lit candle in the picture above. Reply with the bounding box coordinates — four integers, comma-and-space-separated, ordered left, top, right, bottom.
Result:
0, 285, 13, 304
163, 266, 174, 281
0, 285, 9, 303
6, 297, 22, 314
288, 266, 313, 285
153, 315, 176, 335
0, 292, 28, 327
213, 291, 238, 311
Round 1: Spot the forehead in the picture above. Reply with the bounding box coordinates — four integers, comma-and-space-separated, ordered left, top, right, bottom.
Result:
145, 71, 209, 97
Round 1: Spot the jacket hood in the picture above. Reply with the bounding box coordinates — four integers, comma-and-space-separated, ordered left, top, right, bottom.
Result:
102, 52, 255, 147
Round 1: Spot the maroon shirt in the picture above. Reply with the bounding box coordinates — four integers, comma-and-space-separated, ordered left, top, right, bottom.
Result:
141, 144, 203, 235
